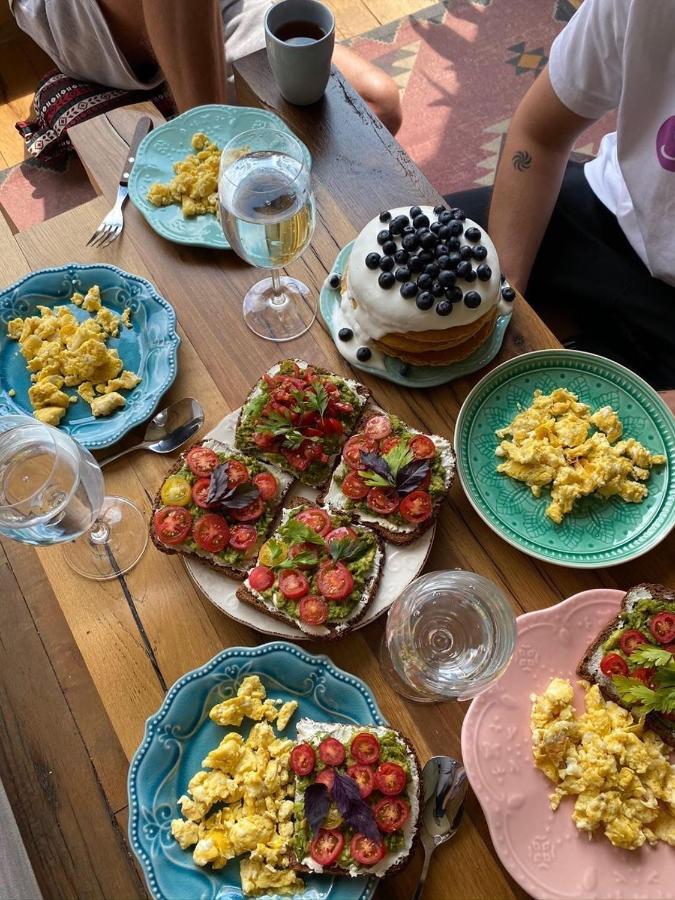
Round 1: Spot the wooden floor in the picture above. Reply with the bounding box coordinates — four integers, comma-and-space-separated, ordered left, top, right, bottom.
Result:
0, 0, 428, 169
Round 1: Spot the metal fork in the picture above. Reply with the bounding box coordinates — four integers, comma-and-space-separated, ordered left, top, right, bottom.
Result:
86, 115, 153, 249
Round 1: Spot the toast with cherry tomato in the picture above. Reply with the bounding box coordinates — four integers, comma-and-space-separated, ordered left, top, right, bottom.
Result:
577, 583, 675, 747
235, 359, 369, 489
236, 497, 384, 639
150, 439, 294, 579
288, 719, 421, 877
320, 405, 455, 545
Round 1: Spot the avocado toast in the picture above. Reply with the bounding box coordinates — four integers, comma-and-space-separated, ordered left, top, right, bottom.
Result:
236, 497, 384, 639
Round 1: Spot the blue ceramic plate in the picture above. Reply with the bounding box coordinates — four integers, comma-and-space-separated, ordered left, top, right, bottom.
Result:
128, 642, 383, 900
0, 263, 180, 449
320, 241, 513, 388
129, 105, 312, 249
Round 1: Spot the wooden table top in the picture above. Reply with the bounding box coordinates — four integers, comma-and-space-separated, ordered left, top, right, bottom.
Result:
1, 49, 673, 900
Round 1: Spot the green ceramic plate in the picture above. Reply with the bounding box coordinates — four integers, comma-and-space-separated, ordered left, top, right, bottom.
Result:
455, 350, 675, 567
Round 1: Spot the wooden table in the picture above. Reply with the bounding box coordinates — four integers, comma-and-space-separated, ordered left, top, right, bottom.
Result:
1, 49, 673, 900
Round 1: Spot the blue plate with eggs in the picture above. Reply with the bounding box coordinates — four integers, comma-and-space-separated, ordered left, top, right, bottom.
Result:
128, 642, 382, 900
0, 263, 180, 449
320, 241, 513, 388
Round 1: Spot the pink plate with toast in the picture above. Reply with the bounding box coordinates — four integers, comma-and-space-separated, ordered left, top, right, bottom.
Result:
461, 588, 675, 900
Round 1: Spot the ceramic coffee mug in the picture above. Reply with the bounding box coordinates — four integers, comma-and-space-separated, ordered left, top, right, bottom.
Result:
265, 0, 336, 105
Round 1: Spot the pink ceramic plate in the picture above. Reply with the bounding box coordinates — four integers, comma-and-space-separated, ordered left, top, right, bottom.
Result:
461, 588, 675, 900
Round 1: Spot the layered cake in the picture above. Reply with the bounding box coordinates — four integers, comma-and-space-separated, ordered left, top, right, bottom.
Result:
328, 204, 515, 368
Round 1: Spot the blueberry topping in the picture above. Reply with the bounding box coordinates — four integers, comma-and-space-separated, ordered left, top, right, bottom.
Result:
338, 327, 353, 341
377, 229, 390, 245
464, 290, 482, 308
464, 226, 482, 242
472, 244, 488, 261
448, 251, 462, 268
417, 273, 433, 290
433, 204, 446, 215
394, 248, 410, 264
459, 245, 473, 260
446, 285, 463, 302
402, 233, 420, 252
435, 244, 449, 258
399, 363, 411, 376
402, 225, 415, 236
437, 255, 451, 270
356, 346, 372, 361
439, 211, 452, 225
383, 239, 397, 256
431, 280, 444, 297
430, 222, 442, 235
464, 268, 477, 282
400, 281, 418, 299
389, 214, 410, 235
416, 291, 434, 311
365, 252, 381, 270
408, 255, 423, 273
380, 255, 395, 272
476, 263, 492, 281
423, 262, 440, 277
438, 270, 456, 288
328, 273, 340, 289
448, 220, 464, 236
447, 237, 461, 251
409, 205, 423, 219
395, 266, 411, 282
420, 231, 438, 250
436, 300, 453, 316
501, 285, 516, 301
438, 225, 450, 241
379, 210, 391, 222
451, 207, 466, 220
418, 250, 434, 263
413, 214, 430, 229
378, 271, 396, 289
456, 260, 472, 279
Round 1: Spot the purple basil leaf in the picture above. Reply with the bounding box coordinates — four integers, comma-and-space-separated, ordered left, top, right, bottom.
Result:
396, 458, 431, 496
206, 464, 229, 504
220, 481, 260, 510
332, 772, 380, 843
304, 783, 330, 835
359, 451, 393, 484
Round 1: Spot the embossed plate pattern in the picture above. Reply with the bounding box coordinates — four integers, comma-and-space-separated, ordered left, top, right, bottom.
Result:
461, 588, 675, 900
128, 642, 381, 900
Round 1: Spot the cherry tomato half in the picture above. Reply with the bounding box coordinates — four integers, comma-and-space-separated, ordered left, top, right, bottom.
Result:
342, 435, 377, 469
229, 524, 258, 551
364, 415, 392, 440
315, 768, 335, 792
347, 764, 375, 798
366, 487, 399, 515
310, 829, 344, 867
375, 762, 407, 796
319, 737, 346, 766
192, 477, 216, 509
282, 448, 309, 471
379, 436, 402, 455
325, 526, 357, 544
278, 569, 309, 601
253, 471, 278, 500
350, 732, 381, 766
373, 797, 410, 833
297, 507, 332, 536
186, 446, 218, 477
350, 833, 385, 867
631, 667, 655, 685
289, 542, 319, 568
153, 506, 192, 545
253, 430, 277, 450
299, 595, 329, 626
316, 562, 354, 601
249, 565, 274, 592
649, 612, 675, 645
227, 460, 249, 486
409, 434, 436, 460
193, 514, 230, 553
341, 471, 369, 500
290, 743, 316, 776
600, 652, 629, 677
160, 475, 192, 507
230, 497, 265, 523
399, 490, 432, 524
619, 629, 648, 656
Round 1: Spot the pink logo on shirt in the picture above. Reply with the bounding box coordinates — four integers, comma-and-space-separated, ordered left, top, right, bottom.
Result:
656, 116, 675, 171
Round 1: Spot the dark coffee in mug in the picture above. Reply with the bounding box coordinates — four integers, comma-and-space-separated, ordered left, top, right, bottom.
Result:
273, 20, 326, 45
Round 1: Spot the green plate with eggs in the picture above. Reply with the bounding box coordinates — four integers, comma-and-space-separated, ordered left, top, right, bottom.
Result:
455, 349, 675, 567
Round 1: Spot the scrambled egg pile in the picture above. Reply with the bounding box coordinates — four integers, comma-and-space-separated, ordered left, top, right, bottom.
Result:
495, 388, 666, 523
6, 286, 140, 425
171, 675, 303, 896
531, 678, 675, 850
147, 132, 221, 217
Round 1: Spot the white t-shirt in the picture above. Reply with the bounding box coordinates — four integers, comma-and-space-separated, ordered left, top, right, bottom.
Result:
548, 0, 675, 287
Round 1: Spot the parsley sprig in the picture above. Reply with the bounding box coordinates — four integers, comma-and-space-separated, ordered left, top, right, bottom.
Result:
613, 646, 675, 717
328, 536, 371, 562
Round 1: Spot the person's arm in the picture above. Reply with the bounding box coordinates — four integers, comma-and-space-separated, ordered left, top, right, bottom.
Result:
487, 67, 596, 294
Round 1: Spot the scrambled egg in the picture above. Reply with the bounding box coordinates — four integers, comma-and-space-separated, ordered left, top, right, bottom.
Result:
6, 286, 140, 425
171, 676, 302, 896
531, 678, 675, 850
495, 388, 666, 523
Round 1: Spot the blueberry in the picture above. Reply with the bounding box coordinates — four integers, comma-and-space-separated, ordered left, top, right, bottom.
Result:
408, 255, 423, 273
438, 225, 450, 241
464, 226, 482, 242
500, 273, 506, 283
328, 273, 340, 289
338, 327, 353, 341
447, 237, 461, 251
451, 207, 466, 220
456, 260, 472, 279
420, 231, 438, 250
464, 268, 477, 282
380, 255, 395, 272
436, 300, 453, 316
430, 222, 442, 235
459, 245, 473, 260
437, 255, 451, 270
365, 252, 381, 270
438, 270, 456, 288
379, 210, 391, 222
417, 273, 433, 290
409, 205, 423, 219
448, 220, 464, 236
423, 263, 440, 277
383, 239, 397, 256
472, 244, 488, 261
431, 280, 444, 297
356, 346, 372, 361
448, 251, 461, 268
413, 214, 430, 229
399, 363, 411, 376
501, 285, 516, 301
389, 214, 410, 235
377, 229, 390, 245
464, 290, 482, 308
418, 250, 434, 263
439, 211, 452, 225
435, 244, 449, 258
378, 271, 396, 289
400, 281, 418, 299
416, 291, 434, 310
476, 263, 492, 281
402, 233, 420, 252
433, 204, 446, 215
446, 285, 463, 302
402, 225, 415, 236
395, 266, 411, 282
394, 248, 410, 264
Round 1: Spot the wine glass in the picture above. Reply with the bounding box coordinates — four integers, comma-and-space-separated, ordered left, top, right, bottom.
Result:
379, 570, 517, 702
0, 416, 147, 580
218, 128, 317, 341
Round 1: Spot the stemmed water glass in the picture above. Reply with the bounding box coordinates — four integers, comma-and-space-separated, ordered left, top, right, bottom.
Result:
0, 416, 147, 580
218, 128, 316, 341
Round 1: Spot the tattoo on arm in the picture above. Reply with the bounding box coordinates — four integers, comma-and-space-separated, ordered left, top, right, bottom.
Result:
512, 150, 533, 171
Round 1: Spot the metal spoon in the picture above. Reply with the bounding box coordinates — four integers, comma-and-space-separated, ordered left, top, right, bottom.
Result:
412, 756, 468, 900
99, 398, 204, 466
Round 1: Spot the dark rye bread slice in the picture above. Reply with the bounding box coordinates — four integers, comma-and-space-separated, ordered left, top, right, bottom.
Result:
149, 439, 294, 581
234, 358, 370, 491
289, 723, 422, 877
577, 582, 675, 747
319, 400, 456, 546
236, 496, 385, 640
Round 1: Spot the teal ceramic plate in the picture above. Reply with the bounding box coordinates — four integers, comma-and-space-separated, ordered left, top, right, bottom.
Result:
128, 642, 382, 900
455, 349, 675, 567
320, 241, 513, 388
129, 105, 312, 249
0, 263, 180, 450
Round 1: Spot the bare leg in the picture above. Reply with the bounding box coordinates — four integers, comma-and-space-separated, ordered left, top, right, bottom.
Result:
332, 44, 402, 135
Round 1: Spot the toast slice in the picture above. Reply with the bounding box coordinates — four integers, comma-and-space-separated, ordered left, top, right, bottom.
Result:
236, 497, 384, 639
290, 718, 421, 877
234, 359, 369, 490
149, 439, 294, 580
577, 583, 675, 746
319, 401, 455, 545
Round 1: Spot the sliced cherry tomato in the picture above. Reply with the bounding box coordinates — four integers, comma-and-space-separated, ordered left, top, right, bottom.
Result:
380, 436, 402, 455
342, 435, 377, 469
347, 764, 375, 798
253, 430, 277, 450
193, 514, 230, 553
662, 643, 675, 655
399, 490, 432, 524
319, 737, 346, 766
289, 542, 319, 568
192, 477, 216, 509
364, 415, 392, 440
297, 507, 332, 536
649, 612, 675, 645
186, 446, 218, 477
249, 565, 274, 592
230, 497, 265, 523
153, 506, 192, 545
350, 732, 381, 766
229, 524, 258, 551
332, 400, 353, 415
278, 569, 309, 601
409, 434, 436, 459
325, 526, 357, 543
290, 743, 316, 776
323, 417, 344, 435
374, 797, 410, 834
226, 460, 249, 486
253, 471, 278, 500
366, 487, 399, 515
316, 562, 354, 601
299, 595, 329, 626
375, 762, 407, 796
600, 652, 629, 677
310, 829, 344, 867
631, 666, 655, 685
160, 475, 192, 507
619, 629, 649, 656
341, 471, 369, 500
350, 833, 385, 866
258, 540, 285, 567
282, 448, 309, 471
315, 768, 335, 791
